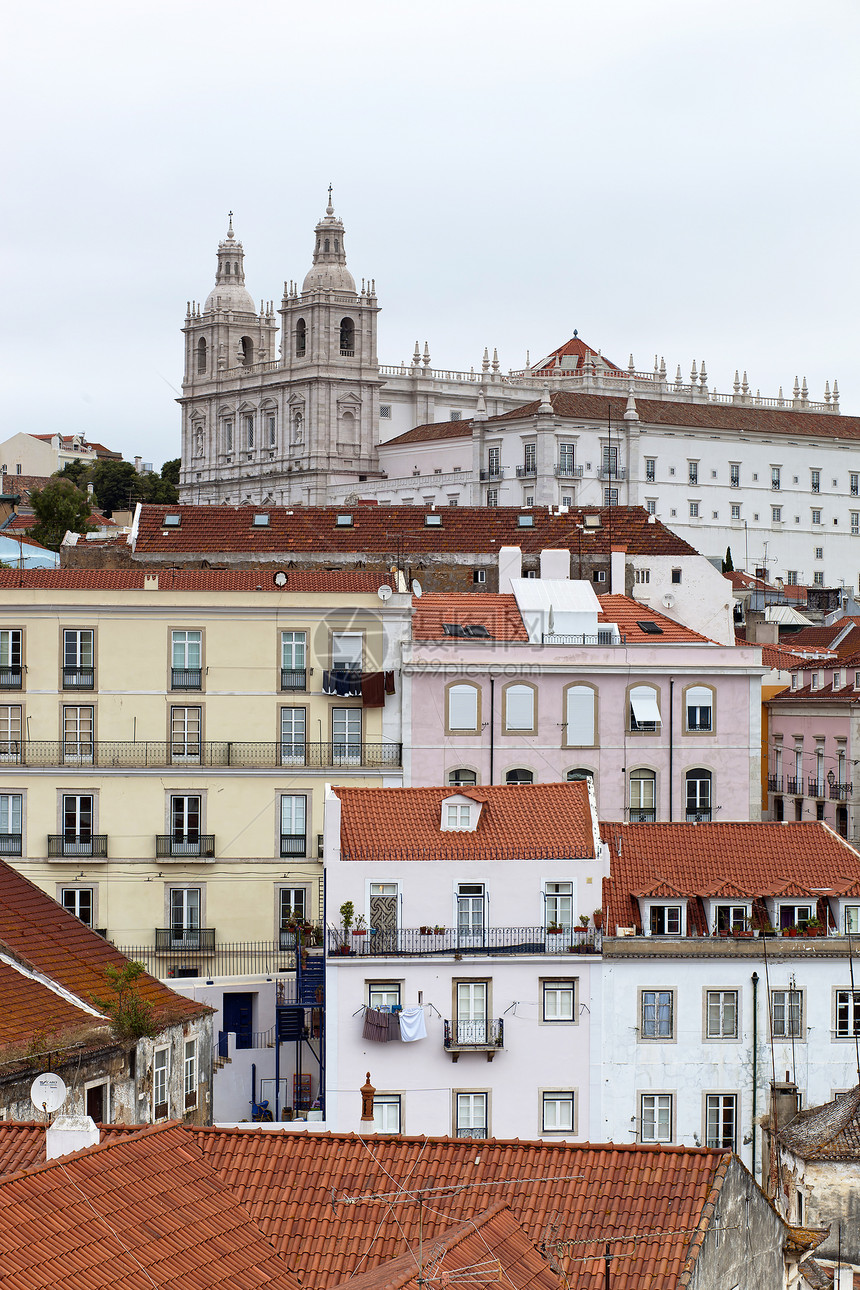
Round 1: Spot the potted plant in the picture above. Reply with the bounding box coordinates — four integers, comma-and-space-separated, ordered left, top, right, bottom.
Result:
546, 922, 563, 935
806, 917, 822, 937
592, 909, 603, 931
783, 924, 797, 938
433, 926, 446, 935
579, 914, 590, 928
352, 914, 368, 936
338, 900, 355, 952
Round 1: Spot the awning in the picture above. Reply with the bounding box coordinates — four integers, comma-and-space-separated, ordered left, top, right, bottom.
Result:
631, 690, 661, 725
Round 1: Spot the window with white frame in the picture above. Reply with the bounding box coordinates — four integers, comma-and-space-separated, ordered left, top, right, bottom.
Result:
279, 887, 307, 929
447, 683, 479, 732
646, 499, 656, 515
0, 704, 22, 755
604, 487, 618, 507
640, 1093, 672, 1142
811, 469, 821, 493
448, 768, 477, 787
170, 887, 201, 936
844, 905, 860, 933
63, 705, 94, 761
686, 769, 712, 821
731, 504, 741, 520
63, 629, 94, 687
545, 882, 572, 930
835, 990, 860, 1037
730, 464, 740, 487
714, 904, 748, 933
641, 990, 674, 1039
542, 979, 576, 1022
153, 1048, 169, 1119
630, 686, 660, 733
772, 466, 781, 491
368, 982, 401, 1010
170, 706, 201, 759
689, 502, 699, 518
504, 684, 535, 731
455, 1091, 488, 1139
771, 989, 803, 1038
281, 632, 307, 687
170, 795, 200, 845
280, 794, 307, 856
0, 793, 22, 855
184, 1039, 197, 1107
706, 990, 738, 1039
852, 512, 860, 536
645, 458, 656, 481
0, 629, 22, 682
812, 509, 822, 524
63, 793, 93, 843
446, 803, 472, 829
373, 1094, 402, 1133
332, 632, 362, 672
61, 887, 94, 926
649, 905, 682, 936
629, 769, 656, 822
685, 686, 713, 732
705, 1094, 737, 1149
542, 1091, 574, 1133
772, 506, 782, 523
280, 707, 307, 761
565, 685, 596, 746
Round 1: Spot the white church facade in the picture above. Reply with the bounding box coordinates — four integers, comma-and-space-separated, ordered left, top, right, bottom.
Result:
179, 198, 860, 589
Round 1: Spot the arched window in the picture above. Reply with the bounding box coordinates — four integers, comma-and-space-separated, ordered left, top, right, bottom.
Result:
324, 238, 330, 252
335, 238, 340, 251
505, 768, 534, 785
296, 319, 307, 357
233, 262, 239, 275
567, 768, 594, 783
685, 686, 714, 733
564, 684, 596, 747
196, 338, 207, 374
448, 768, 477, 787
686, 769, 712, 822
503, 683, 536, 733
240, 336, 254, 367
340, 317, 355, 355
629, 685, 661, 733
447, 682, 480, 734
629, 770, 656, 822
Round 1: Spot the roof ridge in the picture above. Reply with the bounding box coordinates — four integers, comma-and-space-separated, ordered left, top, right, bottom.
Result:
0, 1120, 186, 1186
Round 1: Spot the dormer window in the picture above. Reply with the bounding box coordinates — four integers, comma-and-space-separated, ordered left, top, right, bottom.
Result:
844, 904, 860, 934
714, 904, 750, 934
777, 902, 814, 931
811, 673, 819, 690
834, 670, 843, 689
649, 905, 683, 936
447, 804, 471, 829
440, 794, 480, 831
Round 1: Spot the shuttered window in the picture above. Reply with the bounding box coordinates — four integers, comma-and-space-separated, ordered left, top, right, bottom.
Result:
565, 686, 595, 746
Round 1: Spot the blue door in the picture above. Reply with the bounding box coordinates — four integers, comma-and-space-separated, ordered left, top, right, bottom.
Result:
223, 991, 253, 1049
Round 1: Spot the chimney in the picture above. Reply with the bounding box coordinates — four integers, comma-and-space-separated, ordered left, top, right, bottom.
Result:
46, 1114, 99, 1160
770, 1077, 801, 1133
539, 549, 570, 580
144, 574, 159, 591
836, 1267, 854, 1290
498, 546, 522, 593
610, 546, 627, 595
134, 456, 143, 473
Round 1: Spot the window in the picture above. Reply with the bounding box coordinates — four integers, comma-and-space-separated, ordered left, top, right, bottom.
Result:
473, 569, 487, 584
604, 487, 618, 507
504, 683, 535, 732
184, 1039, 197, 1108
379, 404, 391, 419
0, 705, 21, 756
279, 887, 307, 931
730, 464, 740, 488
565, 685, 596, 746
487, 489, 498, 508
170, 887, 201, 943
61, 887, 94, 926
706, 991, 738, 1039
457, 885, 485, 942
170, 706, 201, 761
688, 462, 698, 485
685, 686, 713, 732
373, 1094, 402, 1134
63, 629, 94, 688
771, 989, 803, 1038
771, 467, 781, 491
171, 796, 201, 847
505, 768, 533, 784
335, 513, 353, 527
339, 317, 355, 355
542, 1091, 575, 1133
671, 568, 682, 584
280, 708, 307, 763
447, 803, 472, 829
786, 570, 798, 585
686, 769, 712, 821
542, 980, 576, 1022
0, 793, 21, 856
332, 632, 362, 671
629, 770, 656, 822
635, 568, 650, 584
267, 414, 276, 446
0, 630, 22, 687
640, 1093, 672, 1142
646, 499, 656, 515
705, 1094, 737, 1149
171, 630, 202, 689
715, 904, 748, 933
455, 1091, 488, 1139
296, 319, 307, 358
448, 768, 477, 787
518, 513, 534, 526
602, 445, 618, 476
852, 512, 860, 535
814, 546, 824, 560
280, 794, 307, 857
649, 906, 681, 936
835, 991, 860, 1037
630, 685, 660, 732
772, 507, 782, 523
545, 882, 572, 930
223, 419, 234, 452
645, 458, 656, 482
811, 469, 821, 493
281, 631, 307, 689
689, 502, 699, 518
63, 705, 94, 762
812, 509, 822, 524
731, 504, 741, 520
63, 793, 93, 845
845, 906, 860, 934
196, 338, 207, 374
558, 443, 575, 473
523, 443, 536, 472
447, 683, 479, 733
153, 1049, 169, 1119
641, 990, 674, 1039
368, 982, 401, 1010
814, 572, 824, 586
332, 708, 361, 761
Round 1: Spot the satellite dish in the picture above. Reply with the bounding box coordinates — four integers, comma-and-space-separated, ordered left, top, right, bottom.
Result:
273, 571, 288, 587
30, 1072, 67, 1114
662, 593, 676, 609
377, 585, 393, 602
411, 579, 423, 599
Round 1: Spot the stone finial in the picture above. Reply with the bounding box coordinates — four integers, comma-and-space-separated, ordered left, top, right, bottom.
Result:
675, 364, 682, 389
733, 370, 740, 394
482, 347, 490, 373
690, 360, 698, 384
825, 380, 831, 404
793, 376, 800, 398
423, 341, 431, 367
492, 347, 499, 372
474, 389, 488, 422
801, 376, 808, 402
628, 353, 635, 374
778, 386, 784, 405
412, 341, 421, 365
659, 356, 666, 378
742, 371, 749, 395
538, 385, 553, 415
699, 361, 707, 387
833, 380, 840, 409
326, 184, 334, 216
227, 211, 234, 238
624, 384, 639, 421
525, 349, 530, 369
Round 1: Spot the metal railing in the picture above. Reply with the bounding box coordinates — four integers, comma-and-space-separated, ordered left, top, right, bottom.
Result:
686, 809, 712, 822
444, 1019, 504, 1050
115, 940, 298, 979
155, 928, 216, 952
555, 463, 584, 477
479, 468, 504, 481
515, 465, 537, 477
597, 466, 627, 480
280, 834, 307, 857
326, 926, 602, 956
0, 667, 22, 689
786, 777, 803, 795
48, 834, 108, 857
808, 779, 826, 799
628, 809, 656, 823
542, 632, 621, 646
156, 835, 216, 858
830, 783, 853, 800
768, 775, 783, 792
0, 833, 22, 855
171, 667, 202, 690
63, 667, 95, 690
0, 739, 402, 770
280, 667, 307, 691
455, 1126, 488, 1139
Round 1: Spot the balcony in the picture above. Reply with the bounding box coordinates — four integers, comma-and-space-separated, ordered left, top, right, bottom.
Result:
0, 667, 22, 689
455, 1126, 488, 1139
155, 834, 216, 858
768, 775, 783, 792
0, 833, 22, 856
63, 667, 95, 690
479, 468, 505, 481
598, 466, 626, 481
280, 667, 307, 691
542, 631, 622, 645
0, 739, 403, 770
515, 465, 536, 478
786, 777, 803, 795
830, 782, 853, 800
444, 1018, 504, 1061
171, 667, 202, 690
280, 833, 307, 857
808, 779, 826, 799
686, 809, 712, 822
155, 928, 216, 952
629, 809, 656, 823
555, 463, 583, 478
326, 925, 602, 957
48, 834, 108, 858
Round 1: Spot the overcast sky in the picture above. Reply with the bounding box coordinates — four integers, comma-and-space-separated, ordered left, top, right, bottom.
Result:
3, 0, 858, 467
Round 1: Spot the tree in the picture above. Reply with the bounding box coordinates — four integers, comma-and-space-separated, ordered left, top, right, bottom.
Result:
137, 471, 179, 505
27, 479, 93, 550
722, 546, 734, 573
55, 460, 93, 489
89, 460, 140, 516
91, 961, 158, 1041
161, 458, 180, 486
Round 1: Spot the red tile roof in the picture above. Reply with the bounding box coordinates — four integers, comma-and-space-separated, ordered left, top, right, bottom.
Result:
334, 782, 595, 860
0, 958, 103, 1047
413, 594, 528, 640
602, 822, 860, 934
384, 420, 475, 445
0, 1123, 139, 1178
786, 619, 860, 657
0, 568, 396, 594
0, 1123, 298, 1289
529, 335, 623, 377
597, 595, 712, 643
131, 505, 698, 558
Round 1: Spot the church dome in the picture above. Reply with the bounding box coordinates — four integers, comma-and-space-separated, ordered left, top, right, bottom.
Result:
301, 192, 357, 296
204, 216, 258, 315
301, 261, 356, 294
204, 281, 257, 314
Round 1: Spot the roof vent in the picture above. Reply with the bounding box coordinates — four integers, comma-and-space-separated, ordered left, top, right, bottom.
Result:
144, 574, 159, 591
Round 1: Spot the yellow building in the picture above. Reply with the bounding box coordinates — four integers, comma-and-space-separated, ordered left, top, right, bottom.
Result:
0, 568, 408, 966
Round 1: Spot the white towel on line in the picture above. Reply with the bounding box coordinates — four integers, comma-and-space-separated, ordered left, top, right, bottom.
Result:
398, 1006, 427, 1042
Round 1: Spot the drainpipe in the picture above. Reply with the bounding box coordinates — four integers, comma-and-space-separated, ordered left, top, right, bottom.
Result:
751, 971, 759, 1182
668, 679, 674, 822
489, 676, 495, 785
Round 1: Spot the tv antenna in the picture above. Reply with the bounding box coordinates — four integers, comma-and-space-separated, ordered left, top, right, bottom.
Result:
30, 1072, 67, 1117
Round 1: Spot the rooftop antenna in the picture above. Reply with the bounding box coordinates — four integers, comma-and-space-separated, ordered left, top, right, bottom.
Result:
30, 1072, 67, 1119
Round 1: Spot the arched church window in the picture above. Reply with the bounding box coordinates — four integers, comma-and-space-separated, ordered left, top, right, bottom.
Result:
240, 336, 254, 367
324, 238, 330, 252
223, 261, 230, 275
233, 262, 239, 274
196, 338, 207, 374
340, 317, 355, 356
334, 238, 339, 251
296, 319, 307, 357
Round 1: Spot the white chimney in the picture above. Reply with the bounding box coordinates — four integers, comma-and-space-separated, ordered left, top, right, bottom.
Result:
610, 547, 627, 595
46, 1114, 99, 1160
836, 1267, 854, 1290
144, 574, 159, 591
540, 549, 570, 580
498, 546, 522, 593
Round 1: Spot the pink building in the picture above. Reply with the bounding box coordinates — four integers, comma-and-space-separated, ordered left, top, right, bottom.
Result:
766, 652, 860, 839
404, 563, 764, 823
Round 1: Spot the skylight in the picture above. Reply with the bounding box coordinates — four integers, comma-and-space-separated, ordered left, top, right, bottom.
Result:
443, 623, 467, 637
336, 514, 353, 527
253, 514, 270, 527
163, 514, 181, 527
425, 514, 443, 526
636, 621, 664, 635
518, 514, 534, 527
464, 625, 491, 638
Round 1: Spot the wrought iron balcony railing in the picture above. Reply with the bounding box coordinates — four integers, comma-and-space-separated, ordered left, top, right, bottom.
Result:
0, 739, 402, 770
48, 834, 108, 857
280, 833, 306, 857
515, 465, 537, 477
0, 833, 22, 855
628, 809, 656, 823
0, 667, 22, 689
156, 834, 216, 858
830, 782, 853, 800
63, 667, 95, 690
171, 667, 202, 690
326, 926, 602, 957
455, 1126, 488, 1139
280, 667, 307, 691
444, 1018, 504, 1054
786, 777, 803, 795
479, 468, 505, 481
155, 927, 216, 952
767, 775, 783, 792
808, 779, 826, 799
597, 466, 627, 480
555, 463, 584, 477
686, 809, 712, 822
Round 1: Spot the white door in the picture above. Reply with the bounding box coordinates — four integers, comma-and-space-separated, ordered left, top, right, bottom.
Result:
332, 708, 361, 764
456, 981, 487, 1045
457, 884, 485, 948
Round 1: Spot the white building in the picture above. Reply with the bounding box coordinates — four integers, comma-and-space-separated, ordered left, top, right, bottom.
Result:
323, 780, 608, 1140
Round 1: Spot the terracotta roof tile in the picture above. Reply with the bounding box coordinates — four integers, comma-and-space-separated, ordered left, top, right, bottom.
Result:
334, 782, 596, 860
597, 595, 712, 643
384, 420, 474, 445
0, 568, 396, 594
529, 336, 623, 377
0, 1123, 141, 1178
413, 594, 528, 640
779, 1087, 860, 1160
784, 619, 860, 657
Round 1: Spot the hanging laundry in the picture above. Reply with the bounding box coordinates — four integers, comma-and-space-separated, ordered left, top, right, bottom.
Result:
384, 671, 396, 695
398, 1006, 427, 1042
387, 1010, 401, 1041
362, 1007, 391, 1043
361, 672, 385, 707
